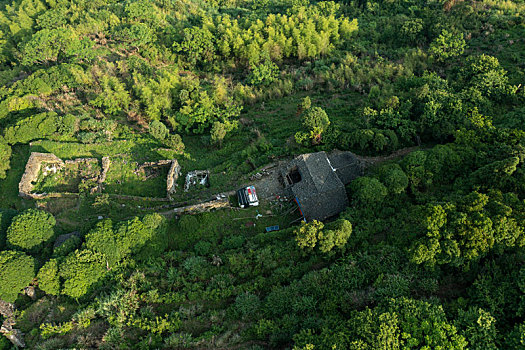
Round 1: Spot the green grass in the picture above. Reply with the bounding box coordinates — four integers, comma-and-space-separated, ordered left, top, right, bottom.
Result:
0, 145, 33, 210
30, 139, 177, 162
168, 201, 300, 251
32, 160, 101, 194
104, 155, 168, 198
245, 91, 363, 140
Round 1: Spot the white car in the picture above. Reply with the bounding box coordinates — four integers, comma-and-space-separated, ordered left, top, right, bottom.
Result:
237, 185, 259, 208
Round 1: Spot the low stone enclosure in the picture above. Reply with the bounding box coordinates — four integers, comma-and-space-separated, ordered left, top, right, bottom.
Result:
19, 152, 181, 201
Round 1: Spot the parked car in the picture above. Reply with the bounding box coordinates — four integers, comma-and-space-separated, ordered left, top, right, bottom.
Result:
237, 185, 259, 208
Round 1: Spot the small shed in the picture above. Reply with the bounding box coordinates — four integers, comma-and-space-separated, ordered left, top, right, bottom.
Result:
281, 152, 349, 222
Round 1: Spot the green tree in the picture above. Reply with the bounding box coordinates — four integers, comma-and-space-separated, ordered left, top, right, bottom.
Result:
460, 54, 516, 100
318, 219, 352, 253
295, 219, 352, 253
174, 26, 215, 66
349, 177, 388, 207
456, 308, 498, 350
409, 192, 520, 268
60, 249, 106, 299
301, 96, 312, 111
0, 137, 11, 178
235, 293, 261, 320
210, 121, 228, 146
429, 29, 466, 62
114, 214, 167, 261
134, 69, 179, 121
117, 23, 156, 50
294, 298, 467, 349
21, 28, 93, 66
295, 220, 324, 250
296, 106, 331, 144
3, 112, 72, 145
6, 209, 55, 253
0, 250, 35, 302
165, 133, 185, 152
379, 164, 409, 194
247, 60, 279, 86
90, 76, 130, 115
400, 19, 424, 45
85, 219, 120, 269
412, 72, 464, 140
210, 120, 237, 146
297, 96, 312, 116
0, 209, 17, 250
53, 235, 81, 257
37, 259, 60, 295
149, 120, 169, 140
401, 150, 433, 192
173, 87, 242, 134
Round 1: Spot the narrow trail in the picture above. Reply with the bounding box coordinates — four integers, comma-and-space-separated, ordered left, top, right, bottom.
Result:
355, 146, 421, 167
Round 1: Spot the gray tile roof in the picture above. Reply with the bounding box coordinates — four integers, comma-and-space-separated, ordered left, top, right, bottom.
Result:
282, 151, 349, 221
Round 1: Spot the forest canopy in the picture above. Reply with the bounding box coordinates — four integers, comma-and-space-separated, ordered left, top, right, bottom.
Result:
0, 0, 524, 348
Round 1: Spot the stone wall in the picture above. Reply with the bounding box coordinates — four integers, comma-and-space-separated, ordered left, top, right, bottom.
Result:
0, 299, 25, 348
166, 160, 181, 200
19, 152, 182, 201
19, 152, 64, 199
96, 156, 111, 192
172, 197, 229, 214
135, 159, 172, 174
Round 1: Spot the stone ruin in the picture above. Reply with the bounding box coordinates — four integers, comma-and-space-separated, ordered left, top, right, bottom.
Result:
19, 152, 181, 201
167, 160, 182, 199
19, 152, 65, 199
0, 299, 25, 348
133, 159, 181, 199
184, 170, 210, 192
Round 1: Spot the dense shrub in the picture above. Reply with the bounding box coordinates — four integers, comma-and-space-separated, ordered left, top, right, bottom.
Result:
37, 259, 60, 295
3, 112, 77, 144
0, 137, 12, 179
6, 209, 56, 253
378, 164, 409, 194
60, 249, 107, 299
0, 250, 35, 302
348, 177, 388, 207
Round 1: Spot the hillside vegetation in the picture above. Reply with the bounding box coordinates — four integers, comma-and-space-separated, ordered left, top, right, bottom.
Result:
0, 0, 525, 348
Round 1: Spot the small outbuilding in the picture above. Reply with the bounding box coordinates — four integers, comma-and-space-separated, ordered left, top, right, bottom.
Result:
281, 151, 349, 222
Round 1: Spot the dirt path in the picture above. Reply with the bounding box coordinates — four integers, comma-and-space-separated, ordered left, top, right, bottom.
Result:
356, 146, 420, 167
